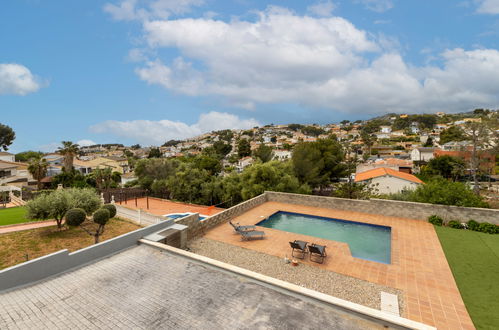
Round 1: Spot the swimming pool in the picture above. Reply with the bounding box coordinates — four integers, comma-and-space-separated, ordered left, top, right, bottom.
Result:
256, 211, 391, 264
164, 213, 207, 221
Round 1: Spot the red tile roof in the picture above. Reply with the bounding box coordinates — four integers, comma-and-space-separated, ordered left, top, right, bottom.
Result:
355, 167, 423, 184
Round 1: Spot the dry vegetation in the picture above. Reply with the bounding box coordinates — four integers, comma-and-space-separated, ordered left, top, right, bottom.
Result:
0, 218, 141, 270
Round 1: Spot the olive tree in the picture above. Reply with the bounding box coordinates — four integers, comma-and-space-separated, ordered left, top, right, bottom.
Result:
26, 188, 102, 229
65, 205, 115, 244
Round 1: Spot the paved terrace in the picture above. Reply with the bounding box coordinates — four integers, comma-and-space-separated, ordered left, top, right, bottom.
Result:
0, 245, 386, 330
118, 197, 224, 216
203, 201, 474, 330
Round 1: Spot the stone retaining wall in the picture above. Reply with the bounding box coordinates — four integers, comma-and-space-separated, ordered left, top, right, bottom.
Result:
266, 191, 499, 224
175, 194, 269, 238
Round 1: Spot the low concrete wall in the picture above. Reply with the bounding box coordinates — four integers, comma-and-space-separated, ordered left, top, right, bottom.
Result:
115, 204, 164, 226
266, 191, 499, 224
175, 194, 269, 238
0, 219, 175, 292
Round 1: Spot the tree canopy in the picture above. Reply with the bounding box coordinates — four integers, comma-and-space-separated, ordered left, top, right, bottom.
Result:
237, 139, 251, 158
292, 138, 346, 188
0, 123, 15, 151
439, 126, 467, 145
253, 144, 273, 162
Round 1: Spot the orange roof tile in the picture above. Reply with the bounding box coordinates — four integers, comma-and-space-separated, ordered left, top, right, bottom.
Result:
355, 167, 423, 184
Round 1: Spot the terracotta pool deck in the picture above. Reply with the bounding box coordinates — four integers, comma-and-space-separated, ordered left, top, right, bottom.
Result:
203, 201, 474, 330
117, 197, 224, 216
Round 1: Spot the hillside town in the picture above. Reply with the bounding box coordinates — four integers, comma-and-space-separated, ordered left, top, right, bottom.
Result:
1, 109, 497, 201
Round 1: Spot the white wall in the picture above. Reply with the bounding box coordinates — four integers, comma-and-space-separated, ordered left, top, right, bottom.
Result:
0, 155, 15, 162
369, 176, 420, 194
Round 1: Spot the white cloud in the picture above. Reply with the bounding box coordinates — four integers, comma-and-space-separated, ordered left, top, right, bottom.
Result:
0, 63, 44, 96
307, 1, 336, 17
90, 111, 260, 145
477, 0, 499, 14
131, 9, 499, 114
355, 0, 394, 13
104, 0, 204, 21
77, 139, 97, 147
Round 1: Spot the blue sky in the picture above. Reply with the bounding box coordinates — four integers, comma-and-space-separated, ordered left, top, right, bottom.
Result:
1, 0, 499, 152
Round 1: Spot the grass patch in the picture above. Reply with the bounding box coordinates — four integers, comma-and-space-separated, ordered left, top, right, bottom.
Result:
0, 218, 141, 270
435, 226, 499, 330
0, 207, 31, 226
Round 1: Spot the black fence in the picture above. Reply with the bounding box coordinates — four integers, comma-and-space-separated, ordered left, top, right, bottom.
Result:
99, 188, 148, 204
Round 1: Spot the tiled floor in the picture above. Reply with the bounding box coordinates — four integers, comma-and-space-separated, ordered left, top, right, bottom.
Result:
117, 197, 224, 216
203, 201, 475, 330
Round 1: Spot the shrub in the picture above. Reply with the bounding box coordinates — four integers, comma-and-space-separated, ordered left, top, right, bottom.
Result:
25, 194, 51, 220
478, 222, 498, 234
69, 188, 102, 215
25, 188, 102, 228
467, 219, 480, 231
101, 204, 117, 218
428, 215, 443, 226
93, 208, 110, 226
65, 208, 86, 227
447, 220, 462, 229
402, 178, 489, 208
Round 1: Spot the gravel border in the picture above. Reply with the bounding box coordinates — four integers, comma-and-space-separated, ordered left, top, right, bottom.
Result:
189, 237, 405, 314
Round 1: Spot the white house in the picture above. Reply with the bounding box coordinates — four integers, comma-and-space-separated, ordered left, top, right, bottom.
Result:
236, 156, 254, 173
273, 150, 292, 161
0, 152, 15, 162
355, 167, 423, 194
121, 172, 137, 186
410, 147, 435, 162
380, 126, 392, 134
375, 132, 391, 139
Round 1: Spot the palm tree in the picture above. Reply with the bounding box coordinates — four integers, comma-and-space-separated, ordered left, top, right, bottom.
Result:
28, 157, 48, 190
58, 141, 79, 172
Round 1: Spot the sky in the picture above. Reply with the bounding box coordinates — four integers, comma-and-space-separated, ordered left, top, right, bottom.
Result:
1, 0, 499, 152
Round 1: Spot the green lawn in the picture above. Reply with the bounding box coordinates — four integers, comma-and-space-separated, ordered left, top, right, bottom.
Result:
0, 207, 30, 226
435, 226, 499, 330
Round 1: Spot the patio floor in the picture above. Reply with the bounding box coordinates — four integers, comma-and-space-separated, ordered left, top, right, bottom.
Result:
203, 201, 474, 330
117, 197, 224, 216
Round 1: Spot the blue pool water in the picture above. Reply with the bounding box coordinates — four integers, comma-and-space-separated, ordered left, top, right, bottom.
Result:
256, 211, 391, 264
166, 213, 207, 220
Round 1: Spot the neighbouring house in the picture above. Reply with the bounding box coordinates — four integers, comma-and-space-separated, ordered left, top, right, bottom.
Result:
273, 149, 292, 161
375, 132, 391, 139
0, 152, 15, 162
380, 126, 392, 134
121, 172, 137, 186
236, 156, 254, 172
390, 130, 405, 137
355, 167, 423, 194
73, 157, 129, 175
43, 153, 64, 166
410, 147, 435, 162
441, 141, 472, 151
356, 158, 413, 174
0, 160, 36, 188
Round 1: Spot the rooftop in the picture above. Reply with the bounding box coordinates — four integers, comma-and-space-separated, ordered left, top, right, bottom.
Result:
0, 245, 387, 329
355, 168, 423, 184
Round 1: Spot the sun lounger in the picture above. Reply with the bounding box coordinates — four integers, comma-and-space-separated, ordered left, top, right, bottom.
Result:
289, 240, 308, 259
308, 243, 327, 264
237, 229, 265, 241
229, 220, 256, 232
